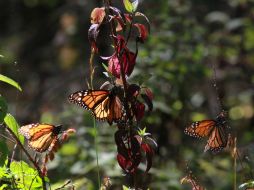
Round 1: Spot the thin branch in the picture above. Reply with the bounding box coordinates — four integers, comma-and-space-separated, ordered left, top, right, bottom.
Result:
2, 124, 47, 190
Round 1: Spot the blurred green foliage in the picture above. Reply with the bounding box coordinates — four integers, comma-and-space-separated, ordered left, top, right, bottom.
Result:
0, 0, 254, 189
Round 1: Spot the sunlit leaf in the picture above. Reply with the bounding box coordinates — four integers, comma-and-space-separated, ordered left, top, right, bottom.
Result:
239, 181, 254, 189
10, 161, 43, 189
4, 113, 24, 144
0, 74, 22, 91
90, 7, 105, 24
122, 185, 130, 190
123, 0, 138, 13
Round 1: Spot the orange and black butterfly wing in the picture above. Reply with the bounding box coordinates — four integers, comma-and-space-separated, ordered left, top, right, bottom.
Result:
92, 95, 123, 124
19, 123, 54, 140
19, 124, 62, 152
184, 120, 216, 138
204, 124, 228, 153
108, 95, 123, 124
28, 132, 55, 152
69, 90, 123, 125
68, 90, 109, 110
93, 95, 110, 122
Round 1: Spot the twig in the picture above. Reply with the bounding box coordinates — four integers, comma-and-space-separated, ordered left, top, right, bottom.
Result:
233, 137, 237, 190
211, 62, 224, 111
2, 124, 47, 190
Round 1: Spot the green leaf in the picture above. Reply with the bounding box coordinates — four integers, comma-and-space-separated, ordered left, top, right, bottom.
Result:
0, 160, 43, 189
122, 185, 129, 190
132, 0, 139, 12
130, 72, 153, 85
239, 181, 254, 188
0, 140, 8, 166
0, 184, 8, 190
0, 96, 7, 123
0, 74, 22, 91
123, 0, 138, 13
4, 114, 24, 144
102, 62, 108, 71
10, 161, 43, 189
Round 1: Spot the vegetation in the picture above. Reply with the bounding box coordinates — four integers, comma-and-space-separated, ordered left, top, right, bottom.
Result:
0, 0, 254, 189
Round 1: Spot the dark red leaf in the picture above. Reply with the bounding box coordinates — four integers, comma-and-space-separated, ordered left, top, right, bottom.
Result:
127, 84, 141, 98
124, 13, 132, 23
133, 102, 145, 121
144, 87, 153, 100
134, 23, 149, 42
107, 45, 137, 78
144, 148, 153, 172
139, 135, 157, 172
135, 12, 150, 33
117, 153, 132, 171
88, 24, 100, 52
115, 130, 142, 173
141, 94, 153, 111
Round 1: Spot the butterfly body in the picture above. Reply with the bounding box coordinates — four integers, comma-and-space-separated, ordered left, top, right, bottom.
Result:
19, 124, 62, 153
184, 111, 229, 153
68, 86, 124, 125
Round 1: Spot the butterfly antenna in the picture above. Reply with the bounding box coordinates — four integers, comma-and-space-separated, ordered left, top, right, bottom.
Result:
212, 63, 224, 111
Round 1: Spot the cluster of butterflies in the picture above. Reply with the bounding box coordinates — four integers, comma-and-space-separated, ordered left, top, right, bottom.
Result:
18, 86, 124, 153
18, 84, 230, 154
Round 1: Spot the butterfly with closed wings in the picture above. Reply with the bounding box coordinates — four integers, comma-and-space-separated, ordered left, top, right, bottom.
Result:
19, 123, 62, 153
184, 111, 230, 153
68, 86, 124, 125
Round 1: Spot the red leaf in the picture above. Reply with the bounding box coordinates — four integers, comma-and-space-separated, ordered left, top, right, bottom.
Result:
135, 12, 150, 33
141, 94, 153, 111
108, 47, 137, 78
134, 101, 145, 121
90, 7, 105, 24
144, 88, 153, 100
127, 84, 140, 98
144, 147, 153, 172
115, 130, 142, 173
88, 24, 100, 52
134, 23, 149, 42
139, 135, 157, 172
117, 153, 132, 171
108, 54, 121, 78
124, 13, 132, 23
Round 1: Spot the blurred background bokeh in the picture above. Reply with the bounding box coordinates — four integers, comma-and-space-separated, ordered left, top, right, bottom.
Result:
1, 0, 254, 189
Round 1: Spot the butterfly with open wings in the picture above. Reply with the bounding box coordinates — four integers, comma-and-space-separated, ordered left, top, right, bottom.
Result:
68, 86, 124, 125
184, 111, 230, 153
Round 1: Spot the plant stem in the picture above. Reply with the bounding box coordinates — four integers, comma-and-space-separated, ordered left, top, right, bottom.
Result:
89, 42, 101, 188
233, 137, 237, 190
2, 124, 47, 190
89, 49, 95, 89
93, 118, 101, 188
104, 1, 137, 188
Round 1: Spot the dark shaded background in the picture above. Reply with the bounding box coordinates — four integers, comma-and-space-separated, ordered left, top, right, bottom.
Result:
1, 0, 254, 189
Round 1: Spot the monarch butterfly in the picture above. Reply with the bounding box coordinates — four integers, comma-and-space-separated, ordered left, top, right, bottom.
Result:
184, 111, 229, 153
19, 123, 62, 153
68, 87, 124, 125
